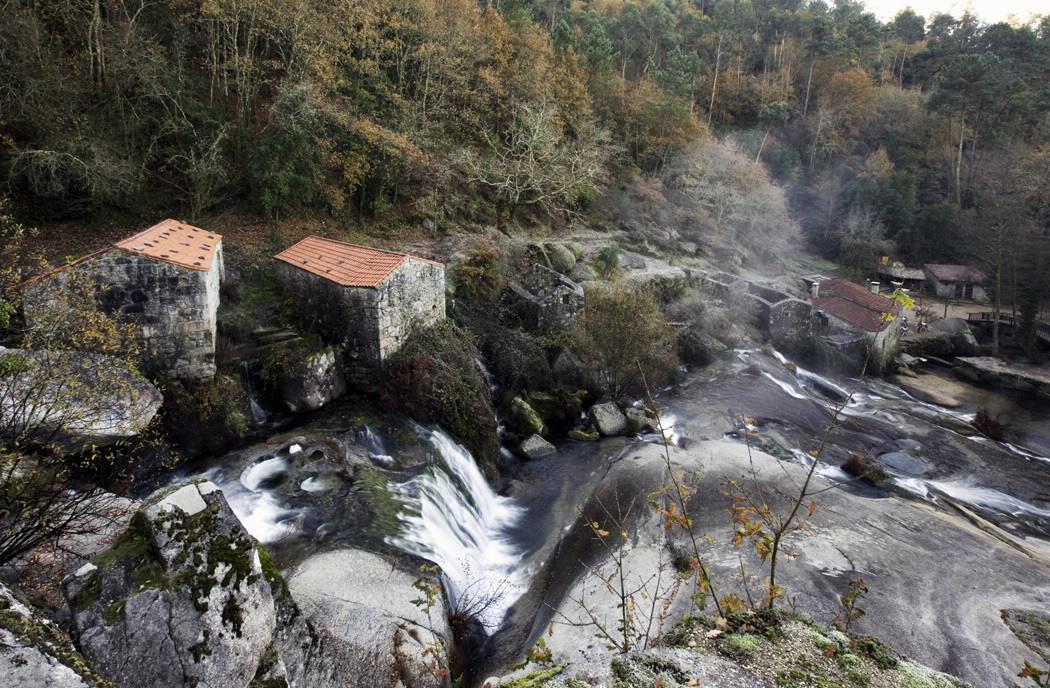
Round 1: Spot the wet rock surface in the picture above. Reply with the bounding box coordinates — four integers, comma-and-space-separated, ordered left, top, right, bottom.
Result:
487, 439, 1047, 687
286, 548, 452, 688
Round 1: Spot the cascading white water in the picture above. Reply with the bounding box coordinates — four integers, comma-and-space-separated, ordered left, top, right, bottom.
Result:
196, 455, 302, 543
387, 427, 528, 631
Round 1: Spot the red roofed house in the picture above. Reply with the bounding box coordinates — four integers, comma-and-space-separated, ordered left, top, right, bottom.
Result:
923, 264, 988, 303
811, 278, 902, 371
274, 236, 445, 378
23, 219, 224, 381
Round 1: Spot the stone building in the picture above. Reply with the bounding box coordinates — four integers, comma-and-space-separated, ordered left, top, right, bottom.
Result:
923, 264, 988, 303
23, 219, 224, 381
274, 236, 445, 379
504, 263, 585, 333
810, 278, 902, 372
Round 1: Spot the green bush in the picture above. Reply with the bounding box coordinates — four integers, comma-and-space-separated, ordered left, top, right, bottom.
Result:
162, 373, 251, 456
382, 321, 500, 477
573, 284, 678, 399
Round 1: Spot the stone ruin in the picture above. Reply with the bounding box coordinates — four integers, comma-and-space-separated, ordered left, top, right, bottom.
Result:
504, 263, 585, 333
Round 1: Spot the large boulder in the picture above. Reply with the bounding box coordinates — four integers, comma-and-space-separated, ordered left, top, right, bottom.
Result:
285, 549, 452, 688
589, 402, 627, 436
519, 434, 556, 460
0, 583, 107, 688
64, 482, 279, 688
508, 396, 545, 436
277, 347, 347, 413
0, 348, 161, 452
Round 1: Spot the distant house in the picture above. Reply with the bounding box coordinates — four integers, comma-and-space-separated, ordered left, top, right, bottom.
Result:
23, 219, 224, 381
274, 236, 445, 378
504, 263, 584, 333
923, 264, 988, 303
811, 278, 902, 371
876, 264, 926, 292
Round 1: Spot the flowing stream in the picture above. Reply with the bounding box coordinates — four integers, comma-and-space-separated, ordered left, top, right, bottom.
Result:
387, 427, 529, 630
189, 347, 1050, 645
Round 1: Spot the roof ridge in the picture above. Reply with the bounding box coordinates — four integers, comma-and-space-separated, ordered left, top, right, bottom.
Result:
273, 236, 443, 288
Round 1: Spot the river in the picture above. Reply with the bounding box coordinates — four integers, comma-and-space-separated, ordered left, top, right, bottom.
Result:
182, 347, 1050, 683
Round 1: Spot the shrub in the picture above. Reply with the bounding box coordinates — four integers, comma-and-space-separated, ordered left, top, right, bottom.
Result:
382, 321, 500, 477
573, 284, 678, 399
594, 245, 620, 278
162, 373, 252, 456
451, 239, 509, 306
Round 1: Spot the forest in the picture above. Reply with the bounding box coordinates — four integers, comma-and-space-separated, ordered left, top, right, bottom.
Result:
1, 0, 1048, 309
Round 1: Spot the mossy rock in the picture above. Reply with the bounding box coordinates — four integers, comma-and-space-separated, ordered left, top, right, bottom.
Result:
503, 666, 565, 688
541, 242, 577, 274
720, 632, 763, 659
568, 427, 599, 441
509, 396, 545, 436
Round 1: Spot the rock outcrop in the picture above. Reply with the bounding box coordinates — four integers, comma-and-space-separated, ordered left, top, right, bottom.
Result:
64, 482, 277, 688
1, 583, 109, 688
277, 347, 347, 413
61, 477, 454, 688
283, 549, 452, 688
0, 348, 162, 451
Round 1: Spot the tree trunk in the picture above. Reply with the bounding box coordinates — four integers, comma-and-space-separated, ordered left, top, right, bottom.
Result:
802, 61, 815, 116
707, 35, 722, 128
955, 118, 965, 206
755, 129, 770, 163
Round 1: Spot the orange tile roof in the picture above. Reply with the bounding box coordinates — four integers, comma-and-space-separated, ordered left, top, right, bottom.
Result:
273, 236, 444, 288
114, 219, 222, 271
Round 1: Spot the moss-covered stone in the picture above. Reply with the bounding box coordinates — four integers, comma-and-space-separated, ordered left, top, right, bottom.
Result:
0, 588, 115, 688
567, 427, 599, 441
504, 666, 565, 688
257, 545, 289, 599
720, 632, 763, 659
510, 396, 545, 436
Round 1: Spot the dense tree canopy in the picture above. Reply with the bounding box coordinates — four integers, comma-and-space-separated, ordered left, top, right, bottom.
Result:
1, 1, 1048, 311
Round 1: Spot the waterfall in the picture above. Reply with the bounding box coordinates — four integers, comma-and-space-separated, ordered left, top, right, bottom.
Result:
387, 426, 528, 631
358, 426, 395, 467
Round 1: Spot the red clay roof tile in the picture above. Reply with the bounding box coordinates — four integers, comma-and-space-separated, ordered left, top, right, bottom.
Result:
273, 236, 443, 288
114, 219, 222, 271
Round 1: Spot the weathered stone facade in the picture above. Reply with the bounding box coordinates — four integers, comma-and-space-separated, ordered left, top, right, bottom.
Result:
695, 271, 814, 342
275, 254, 445, 381
24, 236, 223, 382
504, 263, 585, 333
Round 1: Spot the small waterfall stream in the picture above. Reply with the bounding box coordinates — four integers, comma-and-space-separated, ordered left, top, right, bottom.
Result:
388, 427, 529, 631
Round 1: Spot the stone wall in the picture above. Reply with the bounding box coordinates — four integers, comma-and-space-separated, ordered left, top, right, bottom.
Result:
769, 298, 815, 341
276, 258, 445, 383
274, 261, 381, 378
25, 248, 223, 381
376, 259, 446, 360
505, 264, 584, 333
